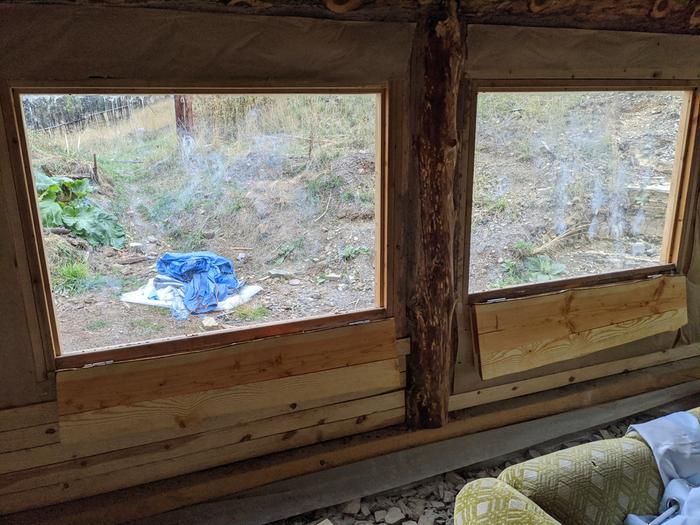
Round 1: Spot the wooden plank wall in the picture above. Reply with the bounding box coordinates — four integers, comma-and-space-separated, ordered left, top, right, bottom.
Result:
0, 320, 406, 514
474, 275, 688, 379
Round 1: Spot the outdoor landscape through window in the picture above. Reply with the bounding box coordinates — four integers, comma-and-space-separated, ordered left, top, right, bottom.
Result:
21, 93, 379, 354
469, 90, 685, 293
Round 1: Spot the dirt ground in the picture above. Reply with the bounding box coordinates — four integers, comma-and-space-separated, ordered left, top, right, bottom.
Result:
470, 91, 683, 292
45, 151, 376, 354
29, 95, 378, 354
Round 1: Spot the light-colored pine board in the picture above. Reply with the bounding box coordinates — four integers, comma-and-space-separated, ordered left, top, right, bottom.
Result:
0, 401, 57, 432
0, 391, 405, 496
57, 358, 401, 447
449, 343, 700, 411
0, 423, 59, 454
57, 318, 397, 415
0, 361, 403, 475
5, 362, 700, 523
0, 408, 405, 514
475, 276, 688, 379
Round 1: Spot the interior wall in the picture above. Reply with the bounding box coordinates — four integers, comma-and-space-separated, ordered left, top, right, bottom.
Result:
453, 24, 700, 396
0, 4, 414, 514
3, 6, 700, 517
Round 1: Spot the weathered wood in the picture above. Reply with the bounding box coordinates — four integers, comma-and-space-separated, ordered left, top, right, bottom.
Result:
5, 363, 700, 523
449, 343, 700, 411
57, 318, 397, 415
474, 276, 688, 379
57, 359, 402, 448
4, 1, 700, 35
406, 0, 464, 428
173, 94, 193, 139
131, 382, 700, 525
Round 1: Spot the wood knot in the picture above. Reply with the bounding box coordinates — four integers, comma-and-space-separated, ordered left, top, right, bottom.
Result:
691, 6, 700, 28
528, 0, 551, 14
325, 0, 364, 14
650, 0, 671, 19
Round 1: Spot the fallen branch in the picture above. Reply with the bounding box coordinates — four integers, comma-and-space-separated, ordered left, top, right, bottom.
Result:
117, 256, 150, 265
45, 227, 71, 235
314, 195, 332, 223
532, 224, 590, 255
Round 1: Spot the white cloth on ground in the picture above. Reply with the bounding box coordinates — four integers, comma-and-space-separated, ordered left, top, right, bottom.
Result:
624, 412, 700, 525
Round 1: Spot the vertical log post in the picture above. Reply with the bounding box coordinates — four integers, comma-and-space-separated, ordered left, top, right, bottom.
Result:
174, 94, 194, 140
406, 0, 464, 429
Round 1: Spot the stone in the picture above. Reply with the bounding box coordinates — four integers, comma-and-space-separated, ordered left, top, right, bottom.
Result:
315, 520, 335, 525
341, 499, 361, 515
269, 269, 295, 279
289, 279, 302, 286
418, 515, 436, 525
325, 273, 342, 281
237, 252, 247, 262
360, 503, 371, 517
444, 472, 465, 486
129, 242, 145, 253
384, 507, 405, 524
202, 230, 216, 239
374, 509, 387, 522
201, 316, 219, 330
442, 490, 455, 503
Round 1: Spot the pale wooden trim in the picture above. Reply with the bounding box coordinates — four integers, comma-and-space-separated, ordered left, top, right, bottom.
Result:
663, 89, 700, 264
474, 275, 688, 379
57, 319, 398, 415
57, 359, 402, 449
449, 343, 700, 411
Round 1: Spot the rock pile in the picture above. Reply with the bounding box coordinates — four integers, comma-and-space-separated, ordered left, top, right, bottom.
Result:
275, 414, 649, 525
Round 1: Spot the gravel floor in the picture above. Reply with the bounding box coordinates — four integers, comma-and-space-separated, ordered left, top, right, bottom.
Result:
273, 412, 656, 525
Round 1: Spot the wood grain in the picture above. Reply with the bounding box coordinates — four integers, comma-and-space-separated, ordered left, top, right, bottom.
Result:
5, 358, 700, 522
0, 407, 405, 514
449, 343, 700, 411
57, 359, 402, 447
58, 318, 397, 415
475, 276, 688, 379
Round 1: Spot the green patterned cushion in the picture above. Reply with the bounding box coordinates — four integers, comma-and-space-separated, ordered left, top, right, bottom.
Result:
454, 477, 560, 524
499, 437, 662, 525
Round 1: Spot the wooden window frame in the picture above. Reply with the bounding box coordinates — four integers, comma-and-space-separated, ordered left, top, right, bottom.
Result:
8, 84, 391, 369
465, 79, 700, 304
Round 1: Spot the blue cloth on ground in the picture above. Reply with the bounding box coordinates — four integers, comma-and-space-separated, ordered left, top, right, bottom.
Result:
624, 412, 700, 525
155, 252, 240, 314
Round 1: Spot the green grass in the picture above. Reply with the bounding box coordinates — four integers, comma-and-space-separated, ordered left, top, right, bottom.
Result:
52, 262, 94, 294
129, 319, 164, 332
270, 238, 304, 265
341, 190, 374, 204
341, 245, 370, 261
233, 305, 268, 321
86, 319, 109, 331
306, 173, 345, 202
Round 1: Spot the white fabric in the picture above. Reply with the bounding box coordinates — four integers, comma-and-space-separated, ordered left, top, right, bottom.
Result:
624, 412, 700, 525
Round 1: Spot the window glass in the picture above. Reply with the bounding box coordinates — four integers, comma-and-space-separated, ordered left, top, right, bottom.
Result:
21, 93, 379, 354
470, 91, 684, 293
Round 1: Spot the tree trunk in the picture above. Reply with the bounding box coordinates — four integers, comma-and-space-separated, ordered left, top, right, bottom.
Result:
406, 0, 465, 428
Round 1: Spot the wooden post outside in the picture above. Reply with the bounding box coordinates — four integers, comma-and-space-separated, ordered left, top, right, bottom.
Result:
406, 0, 465, 429
174, 94, 194, 140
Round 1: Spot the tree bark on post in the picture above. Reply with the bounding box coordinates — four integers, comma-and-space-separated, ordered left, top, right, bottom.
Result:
174, 94, 194, 141
406, 0, 464, 429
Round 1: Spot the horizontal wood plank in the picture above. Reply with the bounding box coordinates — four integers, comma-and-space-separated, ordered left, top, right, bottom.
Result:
475, 276, 688, 379
0, 423, 59, 454
5, 358, 700, 522
1, 359, 402, 475
0, 407, 405, 514
58, 359, 401, 447
58, 318, 397, 415
0, 402, 57, 432
449, 343, 700, 411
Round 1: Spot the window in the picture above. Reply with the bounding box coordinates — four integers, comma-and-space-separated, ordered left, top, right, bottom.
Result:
18, 91, 384, 356
469, 90, 688, 295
